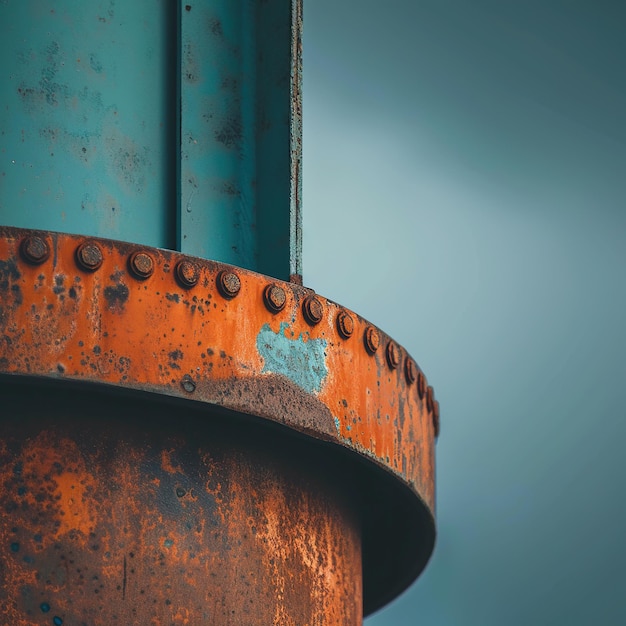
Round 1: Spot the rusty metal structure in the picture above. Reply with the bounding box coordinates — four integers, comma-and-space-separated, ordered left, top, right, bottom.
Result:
0, 1, 438, 624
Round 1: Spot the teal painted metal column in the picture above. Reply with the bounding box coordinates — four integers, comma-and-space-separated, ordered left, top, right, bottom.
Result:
0, 0, 178, 249
179, 0, 302, 281
0, 0, 302, 281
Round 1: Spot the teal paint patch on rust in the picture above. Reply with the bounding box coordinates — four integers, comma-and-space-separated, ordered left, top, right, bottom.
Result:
334, 416, 341, 435
256, 322, 328, 394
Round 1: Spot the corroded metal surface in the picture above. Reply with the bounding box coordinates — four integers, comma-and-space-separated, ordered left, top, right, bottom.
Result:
0, 385, 362, 624
0, 226, 438, 612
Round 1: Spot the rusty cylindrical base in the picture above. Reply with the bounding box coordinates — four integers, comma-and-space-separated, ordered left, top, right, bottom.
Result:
0, 382, 362, 625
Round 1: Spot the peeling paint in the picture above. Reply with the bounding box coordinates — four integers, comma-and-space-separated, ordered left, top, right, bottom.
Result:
256, 322, 327, 394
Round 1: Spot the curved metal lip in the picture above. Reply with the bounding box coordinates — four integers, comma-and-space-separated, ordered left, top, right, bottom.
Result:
0, 226, 438, 612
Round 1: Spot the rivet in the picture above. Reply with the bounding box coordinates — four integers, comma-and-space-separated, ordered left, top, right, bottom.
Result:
302, 294, 324, 325
181, 374, 196, 393
175, 260, 200, 288
263, 284, 286, 313
386, 341, 401, 369
217, 270, 241, 299
336, 310, 354, 339
405, 358, 417, 384
20, 235, 50, 265
128, 251, 154, 279
426, 386, 435, 413
432, 400, 440, 438
417, 371, 427, 399
75, 241, 103, 272
364, 325, 380, 354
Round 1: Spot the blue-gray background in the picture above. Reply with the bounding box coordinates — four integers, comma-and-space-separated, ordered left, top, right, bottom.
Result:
302, 2, 626, 624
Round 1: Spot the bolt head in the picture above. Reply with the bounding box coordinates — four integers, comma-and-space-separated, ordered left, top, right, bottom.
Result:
405, 358, 417, 384
303, 294, 324, 325
75, 241, 103, 271
426, 385, 435, 413
364, 325, 380, 354
20, 235, 50, 265
264, 284, 286, 313
128, 251, 154, 279
336, 310, 354, 339
181, 374, 196, 393
217, 270, 241, 299
386, 341, 401, 369
176, 260, 200, 288
417, 371, 427, 399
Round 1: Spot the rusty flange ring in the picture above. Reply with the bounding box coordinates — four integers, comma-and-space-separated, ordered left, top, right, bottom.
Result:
0, 226, 438, 613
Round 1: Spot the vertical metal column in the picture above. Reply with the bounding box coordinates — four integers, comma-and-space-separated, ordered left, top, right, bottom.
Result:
1, 0, 301, 281
178, 0, 302, 279
0, 385, 363, 624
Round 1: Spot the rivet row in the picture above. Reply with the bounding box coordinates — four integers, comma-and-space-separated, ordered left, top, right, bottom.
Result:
18, 237, 437, 408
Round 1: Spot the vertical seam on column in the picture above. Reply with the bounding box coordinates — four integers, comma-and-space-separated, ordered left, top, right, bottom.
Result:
175, 0, 183, 251
290, 0, 304, 280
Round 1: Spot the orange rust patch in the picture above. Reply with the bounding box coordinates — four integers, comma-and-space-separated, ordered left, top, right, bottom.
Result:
52, 471, 97, 538
0, 405, 364, 623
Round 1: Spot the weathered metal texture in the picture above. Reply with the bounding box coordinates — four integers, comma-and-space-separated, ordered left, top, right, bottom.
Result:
0, 384, 363, 624
0, 0, 177, 249
180, 0, 302, 280
288, 0, 304, 283
0, 0, 301, 280
0, 226, 438, 613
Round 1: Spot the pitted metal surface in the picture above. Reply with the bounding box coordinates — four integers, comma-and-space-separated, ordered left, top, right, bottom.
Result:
0, 389, 364, 624
0, 225, 438, 612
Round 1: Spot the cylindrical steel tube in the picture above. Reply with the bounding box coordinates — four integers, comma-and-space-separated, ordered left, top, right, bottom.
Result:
0, 384, 362, 625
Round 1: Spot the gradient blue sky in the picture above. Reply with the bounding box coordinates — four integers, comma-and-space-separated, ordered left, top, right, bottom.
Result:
302, 2, 626, 624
